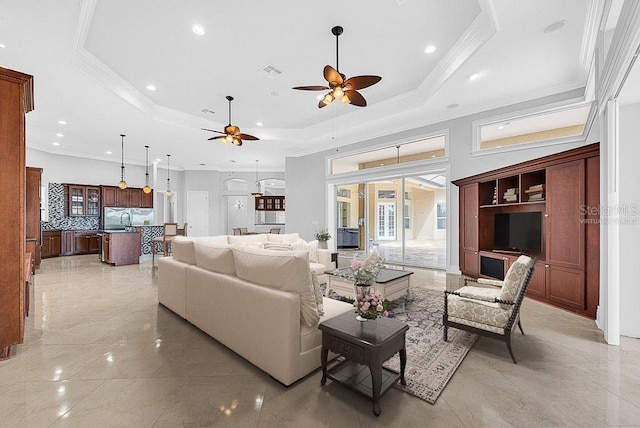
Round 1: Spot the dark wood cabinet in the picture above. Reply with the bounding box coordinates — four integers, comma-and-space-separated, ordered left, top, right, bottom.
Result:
0, 68, 33, 359
41, 231, 61, 258
64, 184, 100, 216
61, 231, 74, 256
103, 232, 140, 266
129, 188, 141, 208
453, 143, 599, 318
26, 167, 42, 269
255, 196, 285, 211
460, 183, 479, 277
73, 231, 100, 255
101, 186, 152, 208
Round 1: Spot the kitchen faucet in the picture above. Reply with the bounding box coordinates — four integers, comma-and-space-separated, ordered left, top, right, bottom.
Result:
120, 211, 132, 228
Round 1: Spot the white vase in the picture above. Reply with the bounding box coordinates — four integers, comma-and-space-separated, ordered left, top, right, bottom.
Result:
318, 240, 328, 249
356, 315, 367, 322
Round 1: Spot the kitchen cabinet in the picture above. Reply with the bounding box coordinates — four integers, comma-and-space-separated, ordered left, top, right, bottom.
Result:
255, 196, 285, 211
73, 231, 100, 255
41, 231, 62, 258
103, 231, 140, 266
61, 231, 74, 255
101, 186, 152, 208
64, 184, 100, 216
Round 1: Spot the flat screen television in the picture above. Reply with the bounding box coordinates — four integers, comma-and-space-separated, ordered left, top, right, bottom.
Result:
494, 212, 542, 252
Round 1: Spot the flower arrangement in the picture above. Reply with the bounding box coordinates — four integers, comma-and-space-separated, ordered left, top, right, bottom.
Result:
354, 292, 389, 320
350, 252, 384, 286
314, 228, 331, 241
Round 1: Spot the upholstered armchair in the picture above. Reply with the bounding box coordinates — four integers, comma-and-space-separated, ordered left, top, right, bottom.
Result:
443, 255, 536, 363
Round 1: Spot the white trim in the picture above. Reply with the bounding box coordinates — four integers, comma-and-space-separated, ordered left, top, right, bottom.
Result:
605, 99, 620, 345
580, 0, 607, 75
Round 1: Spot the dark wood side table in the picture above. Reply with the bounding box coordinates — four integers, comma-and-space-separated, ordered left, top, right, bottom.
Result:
319, 311, 409, 416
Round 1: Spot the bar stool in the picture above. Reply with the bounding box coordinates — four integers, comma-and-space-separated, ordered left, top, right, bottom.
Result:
152, 223, 178, 267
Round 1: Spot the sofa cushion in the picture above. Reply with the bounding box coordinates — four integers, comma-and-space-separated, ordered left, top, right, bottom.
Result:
194, 235, 230, 246
308, 262, 326, 277
233, 247, 319, 327
194, 242, 236, 275
171, 236, 196, 265
292, 239, 319, 263
228, 234, 268, 245
266, 232, 300, 243
310, 271, 323, 315
300, 297, 352, 353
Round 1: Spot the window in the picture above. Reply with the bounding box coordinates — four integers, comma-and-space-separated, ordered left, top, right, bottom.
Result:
378, 190, 396, 199
404, 203, 411, 229
436, 202, 446, 230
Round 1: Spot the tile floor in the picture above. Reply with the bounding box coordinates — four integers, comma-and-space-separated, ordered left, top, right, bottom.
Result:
2, 255, 640, 427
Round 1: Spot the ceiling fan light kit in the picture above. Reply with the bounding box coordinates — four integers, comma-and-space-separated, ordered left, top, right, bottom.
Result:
293, 25, 381, 108
202, 96, 259, 147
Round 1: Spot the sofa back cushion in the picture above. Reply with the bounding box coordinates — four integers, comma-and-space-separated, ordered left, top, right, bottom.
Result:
228, 234, 268, 245
194, 242, 236, 275
266, 232, 300, 243
195, 235, 230, 246
171, 236, 196, 265
233, 247, 319, 327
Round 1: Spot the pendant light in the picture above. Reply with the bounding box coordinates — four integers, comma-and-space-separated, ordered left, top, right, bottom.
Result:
118, 134, 127, 189
251, 159, 263, 198
165, 154, 172, 197
142, 145, 152, 194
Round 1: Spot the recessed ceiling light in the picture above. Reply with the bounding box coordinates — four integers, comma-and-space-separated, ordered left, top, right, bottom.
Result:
56, 133, 64, 137
0, 43, 6, 49
543, 20, 567, 34
446, 103, 459, 109
52, 142, 60, 146
192, 25, 205, 35
146, 85, 156, 91
468, 72, 481, 81
256, 121, 263, 126
57, 120, 67, 125
424, 45, 436, 54
106, 151, 112, 155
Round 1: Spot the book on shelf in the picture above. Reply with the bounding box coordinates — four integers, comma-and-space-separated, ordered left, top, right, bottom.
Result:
503, 195, 518, 202
528, 184, 544, 190
528, 193, 545, 201
505, 188, 518, 195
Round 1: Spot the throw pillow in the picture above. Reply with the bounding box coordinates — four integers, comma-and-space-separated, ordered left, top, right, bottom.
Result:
310, 270, 324, 316
292, 238, 319, 263
263, 242, 293, 251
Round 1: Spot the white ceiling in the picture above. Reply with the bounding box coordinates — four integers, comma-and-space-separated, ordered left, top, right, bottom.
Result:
0, 0, 598, 172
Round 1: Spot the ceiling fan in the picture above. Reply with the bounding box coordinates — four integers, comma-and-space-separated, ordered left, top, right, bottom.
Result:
201, 96, 259, 147
293, 26, 381, 108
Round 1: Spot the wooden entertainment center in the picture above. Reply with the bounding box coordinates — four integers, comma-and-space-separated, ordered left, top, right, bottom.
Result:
453, 143, 599, 318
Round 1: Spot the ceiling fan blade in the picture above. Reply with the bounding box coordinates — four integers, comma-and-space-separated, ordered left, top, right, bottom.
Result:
292, 85, 330, 91
344, 75, 382, 91
323, 65, 344, 87
318, 99, 328, 108
238, 133, 259, 141
345, 90, 367, 107
201, 128, 225, 134
207, 135, 226, 141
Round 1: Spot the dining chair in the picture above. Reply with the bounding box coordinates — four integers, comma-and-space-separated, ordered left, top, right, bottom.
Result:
178, 222, 188, 236
269, 228, 281, 234
152, 223, 178, 267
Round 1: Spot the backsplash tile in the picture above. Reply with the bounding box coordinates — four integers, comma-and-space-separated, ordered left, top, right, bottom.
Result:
41, 183, 100, 231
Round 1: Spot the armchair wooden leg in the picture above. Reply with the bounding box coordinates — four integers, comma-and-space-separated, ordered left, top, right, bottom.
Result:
505, 333, 517, 364
443, 324, 448, 342
517, 320, 524, 335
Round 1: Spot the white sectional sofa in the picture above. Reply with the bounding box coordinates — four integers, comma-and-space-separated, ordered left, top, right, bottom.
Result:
157, 233, 352, 386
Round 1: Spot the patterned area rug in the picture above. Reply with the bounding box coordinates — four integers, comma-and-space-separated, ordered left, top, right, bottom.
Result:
328, 286, 477, 404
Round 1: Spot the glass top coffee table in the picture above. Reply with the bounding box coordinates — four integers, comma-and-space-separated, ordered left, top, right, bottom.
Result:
324, 267, 413, 301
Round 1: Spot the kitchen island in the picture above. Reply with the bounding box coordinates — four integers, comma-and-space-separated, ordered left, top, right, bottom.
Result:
102, 230, 140, 266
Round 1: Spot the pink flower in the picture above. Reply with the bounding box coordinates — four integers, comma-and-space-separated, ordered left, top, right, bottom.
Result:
383, 310, 389, 317
362, 302, 370, 311
351, 258, 363, 269
376, 304, 383, 312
